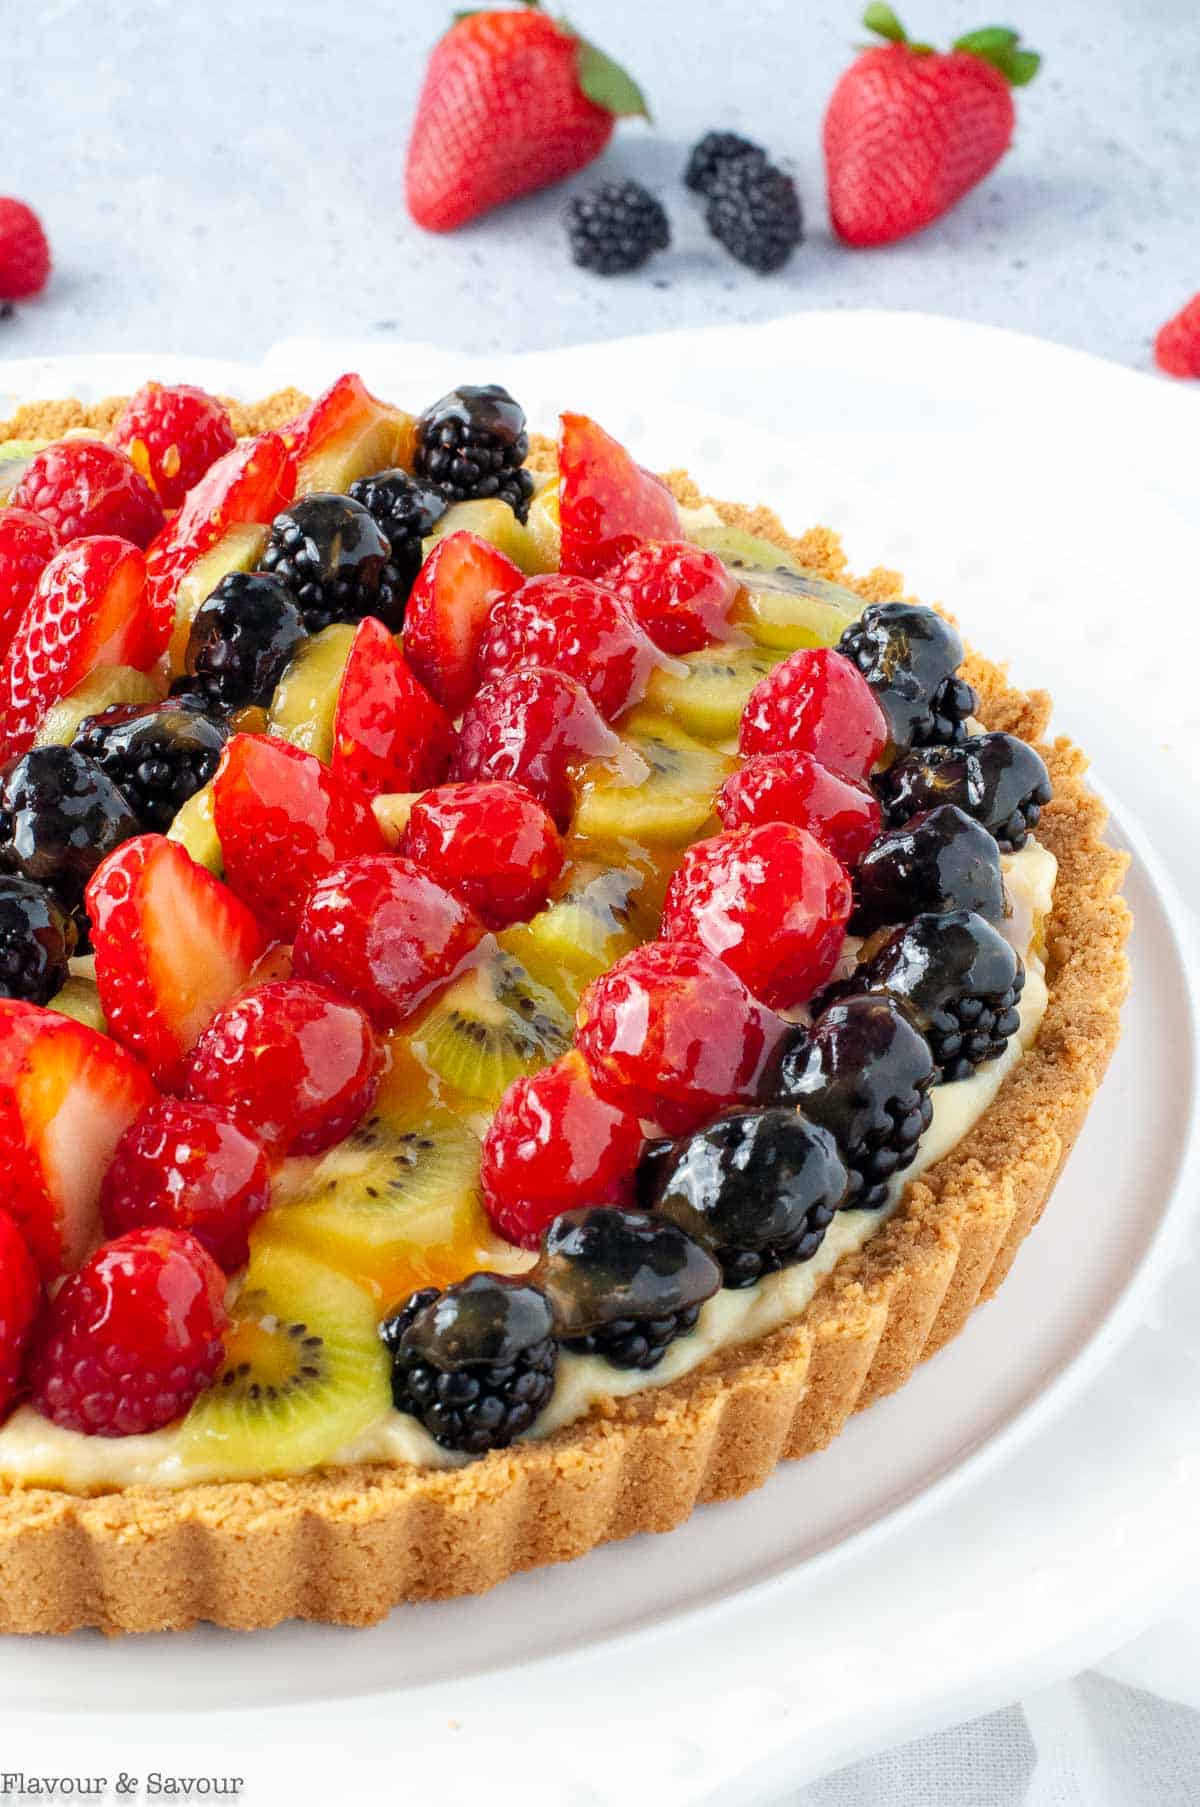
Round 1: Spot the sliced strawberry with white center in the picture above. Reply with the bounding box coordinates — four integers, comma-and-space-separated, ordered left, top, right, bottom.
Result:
403, 530, 523, 716
558, 412, 681, 577
331, 616, 455, 795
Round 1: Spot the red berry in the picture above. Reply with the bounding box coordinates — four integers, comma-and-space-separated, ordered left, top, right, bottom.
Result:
452, 667, 620, 830
606, 540, 740, 654
330, 615, 455, 795
113, 383, 237, 511
716, 750, 882, 866
400, 780, 564, 928
1155, 293, 1200, 380
558, 413, 681, 577
0, 198, 51, 301
481, 1050, 644, 1249
293, 855, 484, 1029
404, 530, 524, 716
575, 940, 784, 1136
11, 439, 164, 549
739, 646, 888, 780
101, 1099, 271, 1273
283, 373, 414, 493
661, 822, 851, 1010
212, 734, 384, 938
477, 573, 662, 720
184, 979, 379, 1155
28, 1227, 227, 1437
0, 508, 60, 665
0, 1209, 41, 1419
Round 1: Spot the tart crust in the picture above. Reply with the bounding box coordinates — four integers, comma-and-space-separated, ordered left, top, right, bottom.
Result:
0, 396, 1130, 1635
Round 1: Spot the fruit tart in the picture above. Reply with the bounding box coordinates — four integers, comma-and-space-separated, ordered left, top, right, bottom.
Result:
0, 375, 1128, 1633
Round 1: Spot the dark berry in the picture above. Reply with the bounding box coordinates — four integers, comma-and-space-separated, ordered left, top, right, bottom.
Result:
646, 1110, 848, 1289
183, 571, 306, 712
73, 702, 230, 834
704, 159, 802, 273
843, 909, 1025, 1082
852, 804, 1006, 934
346, 468, 448, 597
0, 745, 140, 915
684, 131, 768, 195
535, 1206, 721, 1370
565, 180, 671, 276
260, 492, 404, 633
0, 874, 75, 1004
882, 733, 1053, 852
838, 603, 973, 753
413, 385, 534, 523
381, 1273, 557, 1455
763, 998, 935, 1209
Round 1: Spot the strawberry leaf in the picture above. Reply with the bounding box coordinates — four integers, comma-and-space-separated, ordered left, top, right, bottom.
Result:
862, 3, 908, 42
952, 24, 1041, 83
573, 35, 650, 119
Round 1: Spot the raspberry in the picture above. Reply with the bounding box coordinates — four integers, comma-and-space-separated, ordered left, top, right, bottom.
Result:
1154, 293, 1200, 379
480, 1051, 645, 1249
27, 1228, 227, 1437
100, 1098, 271, 1272
575, 940, 785, 1137
0, 1209, 41, 1418
292, 856, 484, 1029
183, 979, 379, 1154
662, 822, 852, 1010
716, 750, 881, 866
400, 780, 564, 928
477, 574, 662, 720
113, 383, 237, 511
605, 539, 740, 654
0, 199, 51, 301
0, 509, 60, 664
452, 668, 620, 830
11, 441, 164, 549
738, 646, 888, 780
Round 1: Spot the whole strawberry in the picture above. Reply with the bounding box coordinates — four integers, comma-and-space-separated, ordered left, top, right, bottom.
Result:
407, 1, 648, 232
1155, 293, 1200, 380
0, 199, 51, 301
824, 5, 1040, 248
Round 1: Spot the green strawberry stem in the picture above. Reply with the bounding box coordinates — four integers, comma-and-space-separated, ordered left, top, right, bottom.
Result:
450, 1, 649, 117
861, 5, 1041, 83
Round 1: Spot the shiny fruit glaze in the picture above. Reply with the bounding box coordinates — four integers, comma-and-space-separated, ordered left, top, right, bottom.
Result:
739, 645, 888, 780
477, 574, 664, 720
606, 540, 741, 655
452, 667, 620, 829
400, 781, 564, 928
716, 750, 882, 867
101, 1099, 272, 1272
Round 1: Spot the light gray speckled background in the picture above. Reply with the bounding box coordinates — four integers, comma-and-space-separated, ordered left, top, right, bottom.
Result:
4, 0, 1197, 372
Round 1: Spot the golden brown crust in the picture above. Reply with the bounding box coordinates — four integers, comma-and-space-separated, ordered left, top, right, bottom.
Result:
0, 395, 1130, 1635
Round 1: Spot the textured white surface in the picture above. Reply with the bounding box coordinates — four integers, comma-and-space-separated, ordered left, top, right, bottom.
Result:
4, 0, 1198, 372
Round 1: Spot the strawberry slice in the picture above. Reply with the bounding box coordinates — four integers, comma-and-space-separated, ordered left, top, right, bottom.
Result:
282, 373, 417, 495
213, 733, 385, 938
87, 835, 266, 1091
331, 616, 455, 796
0, 1001, 158, 1279
0, 536, 150, 760
404, 530, 523, 715
558, 412, 681, 577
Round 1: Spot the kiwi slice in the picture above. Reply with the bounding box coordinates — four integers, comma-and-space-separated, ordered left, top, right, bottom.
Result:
524, 480, 561, 572
644, 643, 787, 741
0, 438, 47, 503
372, 791, 425, 848
167, 523, 270, 678
422, 497, 556, 576
689, 523, 863, 652
410, 945, 572, 1105
527, 858, 660, 982
34, 666, 164, 748
167, 781, 223, 876
574, 710, 735, 846
266, 622, 355, 762
49, 975, 107, 1034
178, 1240, 389, 1480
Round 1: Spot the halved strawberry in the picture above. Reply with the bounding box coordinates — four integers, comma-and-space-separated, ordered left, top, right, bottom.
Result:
558, 413, 681, 577
212, 733, 385, 938
0, 1001, 158, 1279
87, 836, 266, 1091
331, 616, 455, 795
0, 536, 150, 759
403, 529, 523, 715
282, 373, 417, 495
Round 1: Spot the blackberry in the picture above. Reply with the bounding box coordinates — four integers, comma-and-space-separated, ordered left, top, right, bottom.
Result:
764, 997, 935, 1209
347, 468, 448, 597
838, 602, 973, 753
882, 732, 1053, 852
852, 803, 1006, 934
565, 180, 671, 276
413, 385, 534, 523
260, 492, 404, 633
0, 745, 139, 915
704, 158, 802, 273
73, 702, 230, 834
381, 1273, 557, 1455
646, 1109, 848, 1289
847, 909, 1025, 1082
183, 571, 305, 712
684, 130, 768, 195
0, 875, 75, 1005
536, 1206, 720, 1372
